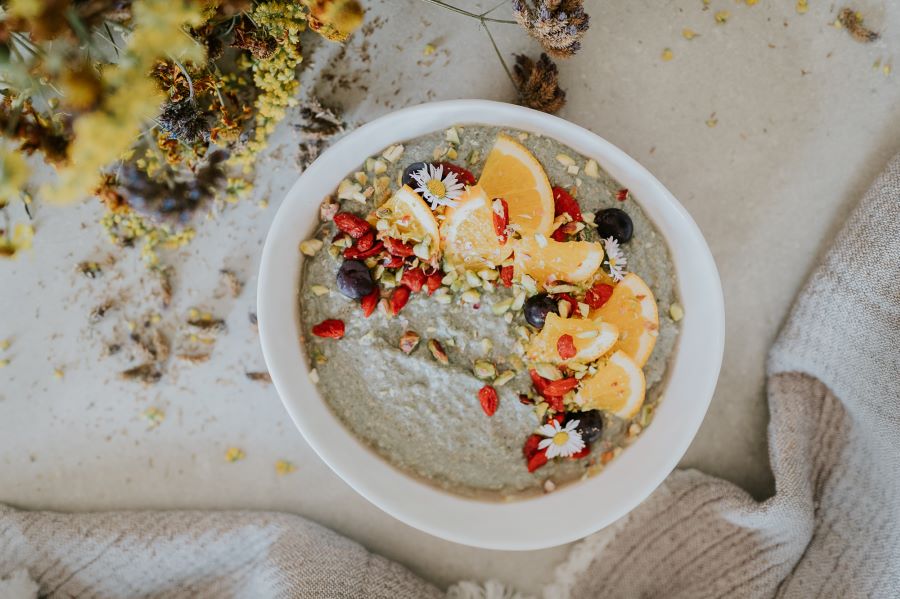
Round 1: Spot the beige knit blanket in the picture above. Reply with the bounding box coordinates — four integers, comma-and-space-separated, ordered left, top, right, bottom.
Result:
2, 153, 897, 598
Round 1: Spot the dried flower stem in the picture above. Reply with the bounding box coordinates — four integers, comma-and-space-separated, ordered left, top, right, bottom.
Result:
482, 23, 517, 89
418, 0, 517, 24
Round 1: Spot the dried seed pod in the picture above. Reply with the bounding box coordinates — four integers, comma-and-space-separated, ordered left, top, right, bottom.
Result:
427, 339, 449, 365
399, 330, 421, 354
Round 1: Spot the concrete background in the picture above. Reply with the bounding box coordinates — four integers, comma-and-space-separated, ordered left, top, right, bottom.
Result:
1, 0, 898, 592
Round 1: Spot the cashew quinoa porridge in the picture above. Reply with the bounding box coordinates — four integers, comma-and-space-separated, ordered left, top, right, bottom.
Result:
298, 125, 680, 500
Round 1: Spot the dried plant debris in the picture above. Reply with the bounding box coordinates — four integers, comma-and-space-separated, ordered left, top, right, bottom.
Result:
512, 53, 567, 114
187, 314, 227, 333
133, 328, 170, 363
220, 269, 243, 298
118, 150, 228, 223
121, 363, 163, 384
246, 371, 273, 383
89, 301, 115, 323
513, 0, 590, 58
157, 268, 173, 308
157, 98, 211, 143
176, 353, 211, 363
77, 261, 103, 279
837, 8, 880, 43
296, 98, 345, 171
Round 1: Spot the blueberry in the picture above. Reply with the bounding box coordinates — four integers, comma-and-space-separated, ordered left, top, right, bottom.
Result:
570, 410, 604, 444
523, 294, 559, 329
401, 162, 428, 188
595, 208, 633, 243
336, 260, 375, 299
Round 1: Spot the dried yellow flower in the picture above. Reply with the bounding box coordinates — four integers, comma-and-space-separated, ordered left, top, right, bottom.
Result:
225, 447, 246, 462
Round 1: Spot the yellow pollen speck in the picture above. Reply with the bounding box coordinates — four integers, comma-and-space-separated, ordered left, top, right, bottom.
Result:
884, 64, 892, 76
715, 10, 730, 23
53, 368, 64, 379
225, 447, 246, 462
426, 179, 446, 198
796, 0, 808, 14
661, 48, 674, 61
275, 460, 297, 475
745, 0, 758, 5
682, 28, 698, 40
553, 431, 570, 446
423, 43, 436, 56
706, 116, 719, 128
0, 339, 9, 351
0, 359, 9, 368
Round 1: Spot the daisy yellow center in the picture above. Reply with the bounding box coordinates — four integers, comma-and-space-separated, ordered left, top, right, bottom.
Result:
609, 258, 617, 266
552, 431, 570, 446
426, 179, 446, 198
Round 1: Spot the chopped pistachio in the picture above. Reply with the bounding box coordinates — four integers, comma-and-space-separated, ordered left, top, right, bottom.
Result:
578, 302, 590, 317
558, 299, 571, 318
473, 360, 497, 379
300, 238, 324, 256
465, 271, 483, 287
556, 153, 575, 167
372, 159, 388, 175
467, 149, 481, 165
337, 179, 365, 203
480, 338, 494, 354
310, 285, 330, 296
461, 289, 481, 304
354, 171, 368, 185
446, 147, 458, 160
535, 402, 549, 420
583, 159, 600, 178
441, 270, 459, 285
427, 339, 449, 364
534, 362, 562, 380
504, 312, 514, 323
567, 165, 580, 175
382, 144, 405, 163
669, 302, 685, 322
521, 276, 538, 295
399, 330, 421, 354
491, 298, 514, 315
309, 368, 320, 384
493, 370, 515, 387
509, 355, 525, 371
445, 127, 460, 145
512, 289, 527, 310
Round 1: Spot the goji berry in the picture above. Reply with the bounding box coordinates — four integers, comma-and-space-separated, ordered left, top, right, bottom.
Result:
616, 188, 629, 202
333, 212, 371, 239
518, 393, 534, 405
312, 319, 345, 339
529, 369, 550, 394
360, 286, 379, 318
584, 282, 614, 310
557, 334, 576, 360
356, 230, 375, 252
382, 255, 405, 269
553, 186, 583, 222
425, 270, 443, 295
343, 241, 383, 260
551, 228, 567, 242
527, 449, 548, 472
390, 286, 411, 315
522, 433, 543, 459
492, 197, 509, 245
570, 444, 591, 460
384, 237, 415, 257
436, 161, 476, 186
542, 377, 579, 397
478, 385, 499, 417
545, 395, 565, 412
400, 267, 426, 293
499, 265, 514, 287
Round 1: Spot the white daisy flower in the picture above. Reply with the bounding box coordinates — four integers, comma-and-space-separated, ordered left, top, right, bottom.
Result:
536, 419, 585, 459
411, 164, 465, 209
602, 236, 628, 281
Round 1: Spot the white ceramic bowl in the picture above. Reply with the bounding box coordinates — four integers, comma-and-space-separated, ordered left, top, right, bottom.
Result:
258, 100, 724, 551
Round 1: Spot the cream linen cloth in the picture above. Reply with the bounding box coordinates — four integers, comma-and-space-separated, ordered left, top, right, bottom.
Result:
1, 153, 897, 598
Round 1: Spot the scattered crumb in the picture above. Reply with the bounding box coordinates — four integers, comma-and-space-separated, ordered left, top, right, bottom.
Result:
661, 48, 674, 61
275, 460, 297, 475
423, 43, 436, 56
220, 269, 243, 298
53, 368, 64, 379
706, 112, 719, 128
682, 28, 698, 40
142, 407, 165, 429
715, 10, 730, 23
796, 0, 808, 14
225, 447, 246, 462
245, 371, 272, 383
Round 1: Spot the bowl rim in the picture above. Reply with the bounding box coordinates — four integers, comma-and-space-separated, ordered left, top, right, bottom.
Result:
258, 99, 725, 551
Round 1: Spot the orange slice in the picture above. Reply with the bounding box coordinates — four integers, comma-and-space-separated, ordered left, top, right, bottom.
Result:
526, 312, 618, 365
590, 273, 659, 367
478, 133, 554, 236
513, 235, 604, 289
574, 350, 646, 419
440, 185, 512, 269
373, 185, 441, 260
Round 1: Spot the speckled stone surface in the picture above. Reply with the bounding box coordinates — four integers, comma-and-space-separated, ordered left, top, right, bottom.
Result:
1, 0, 898, 593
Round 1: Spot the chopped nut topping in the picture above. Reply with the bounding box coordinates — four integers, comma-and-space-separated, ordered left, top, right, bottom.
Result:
399, 330, 421, 354
427, 339, 449, 365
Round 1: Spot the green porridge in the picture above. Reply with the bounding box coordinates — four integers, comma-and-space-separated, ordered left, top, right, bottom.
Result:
298, 125, 680, 500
